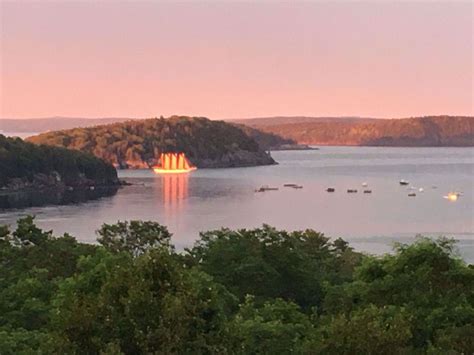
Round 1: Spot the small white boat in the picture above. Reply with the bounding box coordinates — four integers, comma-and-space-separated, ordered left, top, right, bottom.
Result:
444, 192, 461, 201
362, 182, 368, 187
418, 188, 424, 192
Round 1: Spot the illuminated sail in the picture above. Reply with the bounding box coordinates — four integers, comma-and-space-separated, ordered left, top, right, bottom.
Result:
178, 154, 185, 170
171, 154, 177, 170
152, 152, 196, 174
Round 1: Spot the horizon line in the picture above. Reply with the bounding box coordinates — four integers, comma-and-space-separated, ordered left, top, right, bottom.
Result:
1, 114, 473, 121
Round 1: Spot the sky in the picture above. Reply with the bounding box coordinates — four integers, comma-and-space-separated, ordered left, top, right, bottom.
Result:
0, 1, 472, 119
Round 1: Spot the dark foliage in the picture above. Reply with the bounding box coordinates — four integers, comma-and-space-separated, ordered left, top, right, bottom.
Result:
0, 217, 472, 354
0, 134, 118, 188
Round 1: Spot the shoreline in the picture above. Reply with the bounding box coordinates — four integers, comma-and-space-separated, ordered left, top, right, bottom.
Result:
0, 184, 121, 211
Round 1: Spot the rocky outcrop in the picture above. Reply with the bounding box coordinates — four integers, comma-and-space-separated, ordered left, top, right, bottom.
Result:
1, 172, 119, 192
0, 172, 121, 210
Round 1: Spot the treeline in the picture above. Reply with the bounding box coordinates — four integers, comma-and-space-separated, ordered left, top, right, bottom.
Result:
0, 135, 118, 189
27, 116, 277, 169
250, 116, 474, 146
1, 218, 472, 354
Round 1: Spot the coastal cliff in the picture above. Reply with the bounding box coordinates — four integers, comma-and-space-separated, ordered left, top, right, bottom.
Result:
27, 116, 277, 169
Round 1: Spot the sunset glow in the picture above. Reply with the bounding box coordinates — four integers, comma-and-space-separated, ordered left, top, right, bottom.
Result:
1, 2, 472, 119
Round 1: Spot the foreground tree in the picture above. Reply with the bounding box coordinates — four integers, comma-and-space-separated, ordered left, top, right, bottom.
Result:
51, 247, 236, 353
347, 237, 474, 350
97, 220, 173, 256
303, 305, 413, 354
0, 218, 473, 354
187, 225, 363, 310
228, 296, 313, 354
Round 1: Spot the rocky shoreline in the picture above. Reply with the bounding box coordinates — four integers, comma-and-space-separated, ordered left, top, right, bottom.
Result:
269, 144, 318, 151
114, 150, 277, 169
0, 173, 122, 210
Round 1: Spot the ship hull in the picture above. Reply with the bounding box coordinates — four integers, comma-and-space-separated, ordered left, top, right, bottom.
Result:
152, 167, 196, 174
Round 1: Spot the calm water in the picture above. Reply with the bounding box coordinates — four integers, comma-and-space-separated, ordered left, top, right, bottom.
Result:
1, 147, 473, 261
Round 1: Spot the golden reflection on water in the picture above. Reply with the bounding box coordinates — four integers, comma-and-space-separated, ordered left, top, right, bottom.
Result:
161, 173, 189, 208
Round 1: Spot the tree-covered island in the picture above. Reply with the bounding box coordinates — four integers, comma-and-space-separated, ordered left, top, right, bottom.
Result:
27, 116, 280, 169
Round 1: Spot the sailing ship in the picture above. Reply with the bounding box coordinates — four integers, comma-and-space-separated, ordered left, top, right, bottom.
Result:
152, 153, 197, 174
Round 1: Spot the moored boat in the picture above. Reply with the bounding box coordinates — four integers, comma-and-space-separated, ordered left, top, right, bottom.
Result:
255, 185, 279, 192
443, 192, 461, 201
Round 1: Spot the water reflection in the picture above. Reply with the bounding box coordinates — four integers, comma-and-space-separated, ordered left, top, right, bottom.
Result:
0, 186, 119, 210
161, 173, 189, 209
1, 147, 473, 261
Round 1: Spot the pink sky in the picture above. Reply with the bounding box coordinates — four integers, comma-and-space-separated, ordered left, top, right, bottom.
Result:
0, 1, 472, 119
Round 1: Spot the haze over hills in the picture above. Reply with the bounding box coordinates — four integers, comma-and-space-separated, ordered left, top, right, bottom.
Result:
0, 117, 136, 133
3, 115, 473, 147
1, 116, 375, 133
227, 116, 378, 126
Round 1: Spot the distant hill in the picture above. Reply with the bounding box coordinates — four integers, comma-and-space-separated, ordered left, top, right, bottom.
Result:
0, 117, 136, 133
0, 116, 297, 150
1, 116, 373, 134
228, 116, 377, 126
239, 116, 474, 147
27, 116, 276, 169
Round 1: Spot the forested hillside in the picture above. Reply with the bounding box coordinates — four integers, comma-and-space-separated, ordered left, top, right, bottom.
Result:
0, 218, 472, 353
27, 116, 276, 168
244, 116, 474, 146
0, 135, 118, 189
